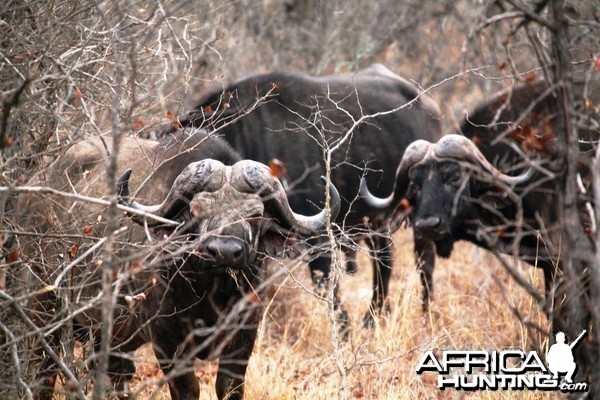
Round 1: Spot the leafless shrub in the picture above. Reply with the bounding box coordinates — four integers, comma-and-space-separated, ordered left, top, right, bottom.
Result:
1, 0, 599, 399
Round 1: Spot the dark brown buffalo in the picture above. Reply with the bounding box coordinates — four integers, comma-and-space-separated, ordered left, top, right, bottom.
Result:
171, 64, 443, 325
360, 80, 598, 309
14, 131, 339, 400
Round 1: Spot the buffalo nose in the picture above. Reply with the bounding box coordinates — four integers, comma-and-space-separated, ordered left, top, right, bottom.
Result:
205, 239, 245, 266
414, 217, 441, 237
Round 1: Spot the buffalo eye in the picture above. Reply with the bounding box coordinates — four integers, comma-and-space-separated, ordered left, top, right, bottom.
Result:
447, 171, 462, 185
245, 215, 265, 235
408, 168, 424, 189
409, 181, 421, 194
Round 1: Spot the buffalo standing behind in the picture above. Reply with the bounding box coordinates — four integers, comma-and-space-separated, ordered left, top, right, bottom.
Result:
360, 79, 599, 325
172, 63, 443, 326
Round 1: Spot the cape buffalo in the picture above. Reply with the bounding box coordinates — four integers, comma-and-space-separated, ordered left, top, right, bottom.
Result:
170, 64, 442, 325
13, 131, 339, 400
360, 80, 598, 309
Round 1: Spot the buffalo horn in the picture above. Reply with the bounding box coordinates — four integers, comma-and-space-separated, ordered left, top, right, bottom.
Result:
432, 134, 533, 185
359, 139, 432, 209
234, 161, 341, 234
270, 176, 340, 234
117, 159, 225, 226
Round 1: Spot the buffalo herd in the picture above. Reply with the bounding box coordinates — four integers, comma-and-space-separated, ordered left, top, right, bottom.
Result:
8, 65, 598, 398
171, 63, 443, 327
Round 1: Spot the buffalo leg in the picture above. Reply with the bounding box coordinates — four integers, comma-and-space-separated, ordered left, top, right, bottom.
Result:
414, 238, 436, 311
342, 246, 358, 274
107, 354, 137, 400
29, 293, 60, 400
152, 331, 200, 400
31, 333, 60, 400
105, 337, 146, 400
215, 317, 260, 400
363, 234, 393, 328
307, 238, 331, 290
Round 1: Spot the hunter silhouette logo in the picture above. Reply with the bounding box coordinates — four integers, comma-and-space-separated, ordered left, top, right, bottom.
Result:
546, 330, 586, 383
416, 330, 589, 392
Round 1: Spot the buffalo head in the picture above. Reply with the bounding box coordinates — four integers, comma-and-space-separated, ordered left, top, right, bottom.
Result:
360, 134, 533, 257
118, 158, 340, 270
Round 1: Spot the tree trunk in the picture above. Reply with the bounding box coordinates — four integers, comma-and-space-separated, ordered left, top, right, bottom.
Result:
550, 0, 598, 395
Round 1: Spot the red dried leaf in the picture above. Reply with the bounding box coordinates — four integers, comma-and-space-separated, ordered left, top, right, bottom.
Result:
203, 105, 213, 114
247, 292, 260, 303
7, 249, 19, 263
166, 110, 175, 120
65, 380, 79, 393
516, 116, 555, 154
583, 99, 596, 111
46, 376, 56, 388
508, 123, 529, 144
130, 261, 144, 273
269, 158, 287, 178
132, 116, 146, 131
523, 72, 537, 83
83, 226, 93, 236
69, 244, 78, 259
352, 384, 365, 398
73, 88, 82, 100
400, 198, 411, 210
271, 82, 281, 90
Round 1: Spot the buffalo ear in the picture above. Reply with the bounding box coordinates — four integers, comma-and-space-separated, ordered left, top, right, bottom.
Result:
467, 175, 494, 194
262, 229, 288, 257
147, 204, 193, 240
191, 200, 202, 218
262, 228, 304, 258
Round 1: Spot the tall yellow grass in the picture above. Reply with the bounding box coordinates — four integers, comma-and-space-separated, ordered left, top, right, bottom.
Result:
123, 228, 555, 400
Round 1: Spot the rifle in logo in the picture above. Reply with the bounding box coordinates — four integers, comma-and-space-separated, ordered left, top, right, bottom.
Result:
546, 330, 586, 383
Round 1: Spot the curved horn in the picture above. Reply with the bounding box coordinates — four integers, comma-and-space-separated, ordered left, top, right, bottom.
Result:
117, 169, 163, 218
117, 159, 226, 226
232, 160, 340, 234
432, 135, 533, 185
269, 175, 340, 234
359, 139, 432, 209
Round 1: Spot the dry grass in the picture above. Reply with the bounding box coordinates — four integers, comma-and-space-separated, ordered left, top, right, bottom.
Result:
121, 229, 556, 400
